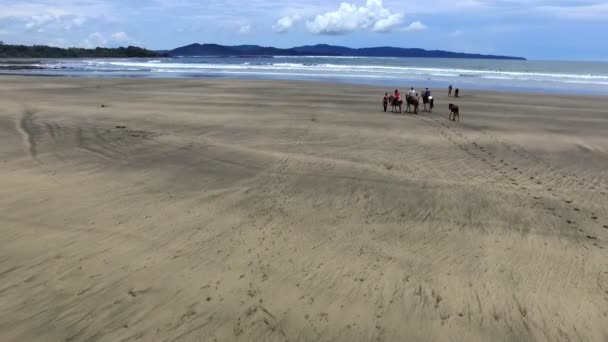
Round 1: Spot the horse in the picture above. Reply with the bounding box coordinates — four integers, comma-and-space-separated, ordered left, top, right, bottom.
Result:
406, 96, 419, 114
449, 104, 460, 121
423, 93, 435, 112
389, 96, 403, 113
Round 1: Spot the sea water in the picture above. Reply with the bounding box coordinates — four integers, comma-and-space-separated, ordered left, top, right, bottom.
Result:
3, 56, 608, 95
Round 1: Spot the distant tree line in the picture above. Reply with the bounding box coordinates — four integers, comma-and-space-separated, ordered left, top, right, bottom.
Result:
0, 44, 166, 58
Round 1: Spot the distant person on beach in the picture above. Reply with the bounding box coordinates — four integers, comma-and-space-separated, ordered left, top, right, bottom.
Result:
448, 85, 453, 97
455, 88, 460, 97
422, 88, 431, 111
383, 93, 389, 112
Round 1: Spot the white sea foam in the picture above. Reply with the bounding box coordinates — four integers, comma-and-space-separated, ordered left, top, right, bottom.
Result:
22, 57, 608, 92
98, 60, 608, 82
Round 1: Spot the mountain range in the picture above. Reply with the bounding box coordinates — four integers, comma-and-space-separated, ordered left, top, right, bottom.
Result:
167, 43, 526, 60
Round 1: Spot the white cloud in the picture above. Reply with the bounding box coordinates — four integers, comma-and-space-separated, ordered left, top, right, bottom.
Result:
81, 31, 135, 48
306, 0, 404, 35
238, 24, 251, 34
64, 17, 87, 30
273, 14, 301, 33
372, 13, 403, 32
401, 20, 427, 32
540, 2, 608, 19
83, 32, 106, 48
25, 13, 64, 31
72, 17, 86, 26
0, 1, 110, 23
111, 31, 131, 42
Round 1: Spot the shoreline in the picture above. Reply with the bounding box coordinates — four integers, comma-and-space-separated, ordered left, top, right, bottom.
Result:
2, 56, 608, 96
2, 74, 608, 99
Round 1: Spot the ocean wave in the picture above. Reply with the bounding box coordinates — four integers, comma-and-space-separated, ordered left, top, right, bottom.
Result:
272, 55, 399, 59
28, 58, 608, 89
98, 60, 608, 81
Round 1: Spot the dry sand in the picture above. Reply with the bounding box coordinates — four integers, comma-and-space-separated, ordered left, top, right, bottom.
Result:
0, 76, 607, 342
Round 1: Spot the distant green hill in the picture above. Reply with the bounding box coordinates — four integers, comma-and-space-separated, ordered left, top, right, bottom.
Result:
169, 43, 526, 60
0, 44, 166, 58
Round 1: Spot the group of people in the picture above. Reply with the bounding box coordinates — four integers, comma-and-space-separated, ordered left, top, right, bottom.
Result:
383, 87, 434, 113
448, 84, 460, 97
382, 85, 461, 114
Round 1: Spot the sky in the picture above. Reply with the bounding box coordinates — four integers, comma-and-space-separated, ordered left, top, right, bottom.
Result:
0, 0, 607, 60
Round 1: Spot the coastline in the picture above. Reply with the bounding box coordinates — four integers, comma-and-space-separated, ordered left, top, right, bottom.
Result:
1, 76, 607, 341
3, 73, 608, 98
2, 56, 608, 96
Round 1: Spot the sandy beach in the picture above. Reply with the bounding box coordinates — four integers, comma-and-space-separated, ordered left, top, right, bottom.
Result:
1, 76, 607, 341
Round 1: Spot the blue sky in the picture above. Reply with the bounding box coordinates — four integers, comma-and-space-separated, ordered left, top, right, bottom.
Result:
0, 0, 607, 60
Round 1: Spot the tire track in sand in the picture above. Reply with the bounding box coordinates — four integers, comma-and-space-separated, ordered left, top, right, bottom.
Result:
16, 108, 41, 162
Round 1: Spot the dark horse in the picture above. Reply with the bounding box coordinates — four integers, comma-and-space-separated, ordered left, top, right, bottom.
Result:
389, 96, 403, 113
449, 104, 460, 121
406, 95, 419, 114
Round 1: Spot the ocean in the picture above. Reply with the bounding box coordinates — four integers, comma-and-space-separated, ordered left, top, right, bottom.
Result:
3, 56, 608, 95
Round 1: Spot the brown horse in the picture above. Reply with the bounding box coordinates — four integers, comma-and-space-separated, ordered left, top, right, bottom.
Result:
449, 104, 460, 121
406, 96, 419, 114
389, 96, 403, 113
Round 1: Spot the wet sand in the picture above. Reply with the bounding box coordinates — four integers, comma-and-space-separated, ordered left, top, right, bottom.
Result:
1, 76, 607, 341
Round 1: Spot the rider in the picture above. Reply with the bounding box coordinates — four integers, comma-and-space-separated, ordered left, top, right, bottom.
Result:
408, 87, 417, 98
422, 88, 431, 111
394, 89, 401, 100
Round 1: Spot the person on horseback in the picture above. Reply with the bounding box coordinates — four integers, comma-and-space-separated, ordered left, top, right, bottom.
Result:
392, 89, 402, 113
422, 88, 431, 111
408, 87, 417, 98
